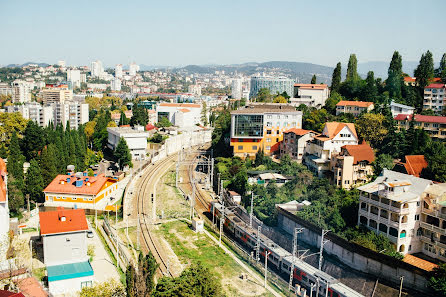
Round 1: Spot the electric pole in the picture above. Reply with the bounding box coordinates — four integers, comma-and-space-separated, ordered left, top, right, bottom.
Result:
289, 228, 304, 291
256, 225, 261, 264
319, 229, 330, 270
264, 251, 271, 288
249, 193, 254, 229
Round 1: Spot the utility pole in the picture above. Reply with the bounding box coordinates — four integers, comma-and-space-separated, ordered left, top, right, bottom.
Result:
26, 194, 30, 214
136, 213, 140, 250
29, 239, 32, 272
289, 228, 304, 291
256, 225, 261, 264
249, 193, 254, 229
217, 173, 221, 196
264, 251, 271, 288
319, 229, 330, 270
398, 276, 404, 297
210, 158, 214, 189
219, 201, 225, 246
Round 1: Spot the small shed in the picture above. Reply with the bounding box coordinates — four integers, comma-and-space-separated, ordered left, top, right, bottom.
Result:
192, 217, 204, 233
228, 191, 241, 204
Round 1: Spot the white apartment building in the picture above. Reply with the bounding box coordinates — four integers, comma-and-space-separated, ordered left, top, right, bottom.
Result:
231, 78, 242, 99
107, 126, 150, 159
129, 63, 139, 76
42, 84, 73, 104
11, 80, 31, 103
358, 170, 433, 255
188, 84, 202, 96
115, 64, 123, 78
67, 69, 81, 88
291, 84, 330, 108
6, 102, 53, 127
90, 60, 104, 78
303, 122, 358, 177
157, 103, 202, 128
423, 83, 445, 113
110, 78, 121, 91
53, 102, 89, 129
390, 100, 415, 117
57, 60, 66, 67
0, 83, 13, 96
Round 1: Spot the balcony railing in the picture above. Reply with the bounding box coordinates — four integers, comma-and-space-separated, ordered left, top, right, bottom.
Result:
420, 221, 446, 236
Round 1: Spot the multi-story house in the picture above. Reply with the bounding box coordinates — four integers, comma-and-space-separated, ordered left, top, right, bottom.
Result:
279, 128, 316, 162
11, 80, 31, 103
330, 141, 375, 189
291, 84, 329, 108
41, 84, 73, 104
357, 170, 433, 255
423, 83, 445, 113
230, 104, 302, 159
0, 158, 8, 261
390, 100, 415, 117
39, 208, 94, 295
157, 103, 202, 128
419, 183, 446, 261
107, 126, 150, 160
335, 101, 374, 116
52, 102, 89, 129
303, 122, 358, 177
6, 102, 53, 127
394, 114, 446, 139
393, 155, 428, 178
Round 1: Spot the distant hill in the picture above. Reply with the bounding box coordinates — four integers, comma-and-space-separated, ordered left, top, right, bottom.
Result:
4, 62, 50, 68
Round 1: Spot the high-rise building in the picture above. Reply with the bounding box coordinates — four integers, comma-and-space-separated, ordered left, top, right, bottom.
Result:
11, 80, 31, 103
231, 78, 242, 99
0, 83, 13, 96
6, 102, 53, 127
53, 102, 89, 129
67, 69, 81, 88
230, 104, 302, 158
115, 64, 123, 78
250, 76, 294, 99
91, 60, 104, 77
188, 84, 201, 96
129, 62, 139, 76
423, 83, 445, 113
111, 78, 121, 91
42, 84, 73, 104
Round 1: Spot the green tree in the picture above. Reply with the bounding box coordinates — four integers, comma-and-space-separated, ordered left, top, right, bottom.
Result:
324, 92, 343, 114
0, 112, 28, 155
39, 144, 58, 186
415, 50, 435, 89
273, 95, 287, 103
7, 132, 25, 183
372, 154, 394, 176
130, 104, 149, 127
429, 263, 446, 296
119, 111, 129, 126
156, 116, 173, 128
114, 137, 132, 170
125, 265, 136, 297
25, 159, 44, 204
356, 113, 388, 148
331, 62, 342, 92
421, 140, 446, 182
346, 54, 359, 81
7, 177, 24, 216
436, 53, 446, 83
362, 71, 378, 101
79, 279, 125, 297
201, 101, 208, 126
387, 51, 403, 99
256, 88, 272, 102
21, 121, 45, 160
310, 74, 317, 84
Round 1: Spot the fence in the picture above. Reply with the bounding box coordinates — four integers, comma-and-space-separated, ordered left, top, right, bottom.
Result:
102, 217, 133, 271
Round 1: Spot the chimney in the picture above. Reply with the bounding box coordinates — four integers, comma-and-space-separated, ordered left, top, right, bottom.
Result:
75, 179, 83, 188
60, 216, 66, 222
67, 177, 71, 183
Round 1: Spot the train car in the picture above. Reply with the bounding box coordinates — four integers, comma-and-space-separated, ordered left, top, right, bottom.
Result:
259, 238, 289, 270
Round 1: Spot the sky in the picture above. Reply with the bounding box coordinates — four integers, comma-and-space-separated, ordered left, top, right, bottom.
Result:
1, 0, 445, 68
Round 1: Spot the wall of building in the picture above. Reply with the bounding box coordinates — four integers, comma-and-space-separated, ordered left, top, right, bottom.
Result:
43, 231, 89, 266
49, 275, 94, 296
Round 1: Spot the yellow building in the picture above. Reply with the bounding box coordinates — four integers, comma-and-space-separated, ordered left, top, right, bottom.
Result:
395, 114, 446, 139
230, 104, 302, 158
43, 172, 117, 210
42, 84, 73, 104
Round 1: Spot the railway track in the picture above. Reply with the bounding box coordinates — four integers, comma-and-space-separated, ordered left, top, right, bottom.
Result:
136, 154, 176, 277
186, 153, 211, 213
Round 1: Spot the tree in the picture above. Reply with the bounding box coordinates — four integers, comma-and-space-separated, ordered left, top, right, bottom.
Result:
148, 132, 164, 143
130, 105, 149, 127
39, 144, 58, 186
331, 62, 342, 92
25, 159, 44, 204
156, 116, 173, 128
21, 121, 45, 161
387, 51, 403, 99
119, 111, 129, 126
372, 154, 394, 176
429, 263, 446, 296
7, 132, 25, 183
114, 137, 132, 170
273, 95, 287, 103
421, 140, 446, 182
362, 71, 378, 101
324, 92, 343, 115
79, 279, 125, 297
310, 74, 317, 84
346, 54, 359, 81
415, 50, 435, 89
127, 252, 159, 297
256, 88, 272, 102
356, 113, 388, 148
0, 112, 28, 155
436, 53, 446, 83
7, 177, 24, 216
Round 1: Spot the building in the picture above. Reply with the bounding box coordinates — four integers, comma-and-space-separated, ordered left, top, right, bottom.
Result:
390, 101, 415, 117
0, 159, 8, 261
230, 104, 302, 158
110, 78, 121, 91
330, 141, 375, 189
90, 60, 104, 78
188, 84, 202, 96
250, 76, 294, 99
41, 84, 73, 104
157, 103, 202, 128
423, 83, 445, 113
5, 103, 53, 127
280, 128, 316, 162
357, 170, 433, 255
231, 78, 242, 100
0, 83, 13, 96
107, 126, 150, 160
43, 172, 118, 210
52, 102, 89, 129
394, 114, 446, 139
57, 60, 66, 68
39, 208, 94, 295
335, 101, 374, 116
115, 64, 123, 79
303, 122, 358, 177
67, 69, 81, 89
393, 155, 428, 178
291, 84, 330, 108
11, 80, 31, 103
129, 63, 139, 76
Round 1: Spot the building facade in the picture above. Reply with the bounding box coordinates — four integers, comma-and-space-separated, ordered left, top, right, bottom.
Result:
231, 78, 242, 100
250, 76, 294, 99
156, 103, 202, 128
279, 128, 316, 162
291, 84, 329, 108
230, 104, 302, 158
395, 114, 446, 139
11, 80, 31, 103
0, 83, 13, 96
42, 84, 73, 104
6, 102, 53, 127
335, 101, 374, 116
423, 83, 445, 113
390, 101, 415, 117
67, 69, 81, 89
107, 126, 150, 160
115, 64, 123, 79
90, 60, 104, 78
52, 102, 89, 129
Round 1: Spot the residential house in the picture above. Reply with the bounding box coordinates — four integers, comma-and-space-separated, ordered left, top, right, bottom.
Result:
39, 208, 93, 295
394, 114, 446, 139
390, 101, 415, 117
330, 141, 375, 189
291, 84, 330, 108
280, 129, 316, 163
303, 122, 358, 177
357, 170, 433, 255
423, 83, 445, 113
107, 126, 150, 160
156, 103, 202, 128
393, 155, 428, 178
335, 101, 374, 116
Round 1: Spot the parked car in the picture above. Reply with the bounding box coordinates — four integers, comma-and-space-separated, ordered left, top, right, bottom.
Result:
87, 230, 94, 238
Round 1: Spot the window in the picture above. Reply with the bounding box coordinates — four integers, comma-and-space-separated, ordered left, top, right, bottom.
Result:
415, 214, 420, 221
433, 123, 439, 128
400, 230, 406, 238
252, 146, 257, 150
276, 122, 280, 127
276, 130, 280, 134
424, 123, 430, 127
291, 122, 296, 126
267, 130, 272, 135
238, 145, 243, 150
81, 281, 93, 288
266, 138, 271, 142
267, 122, 272, 127
233, 114, 264, 137
267, 115, 272, 119
276, 138, 279, 142
389, 227, 398, 237
266, 146, 271, 150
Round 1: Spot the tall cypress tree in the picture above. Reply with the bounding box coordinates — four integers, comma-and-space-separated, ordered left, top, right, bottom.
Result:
387, 51, 403, 99
40, 144, 58, 186
25, 159, 44, 204
362, 71, 378, 101
21, 121, 45, 161
310, 75, 317, 84
346, 54, 359, 81
331, 62, 341, 92
415, 50, 435, 88
436, 53, 446, 83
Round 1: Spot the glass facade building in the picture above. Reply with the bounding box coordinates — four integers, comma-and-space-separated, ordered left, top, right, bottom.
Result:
233, 114, 264, 138
250, 76, 294, 98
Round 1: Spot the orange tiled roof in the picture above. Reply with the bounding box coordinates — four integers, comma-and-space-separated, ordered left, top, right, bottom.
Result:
294, 83, 328, 90
39, 208, 89, 235
0, 291, 25, 297
0, 158, 6, 176
159, 103, 200, 108
403, 254, 438, 272
336, 100, 374, 108
324, 122, 357, 139
16, 277, 48, 297
43, 174, 115, 196
404, 77, 416, 83
284, 128, 314, 136
342, 142, 375, 164
179, 108, 190, 113
404, 155, 428, 178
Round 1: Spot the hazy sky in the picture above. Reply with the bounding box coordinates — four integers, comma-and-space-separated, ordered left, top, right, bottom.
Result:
1, 0, 445, 68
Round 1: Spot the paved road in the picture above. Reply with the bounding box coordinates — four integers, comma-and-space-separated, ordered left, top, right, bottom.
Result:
88, 228, 120, 283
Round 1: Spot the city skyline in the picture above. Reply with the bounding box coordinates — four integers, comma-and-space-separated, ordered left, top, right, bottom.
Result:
1, 0, 445, 68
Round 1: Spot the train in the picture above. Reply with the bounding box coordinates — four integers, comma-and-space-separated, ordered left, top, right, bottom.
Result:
210, 201, 364, 297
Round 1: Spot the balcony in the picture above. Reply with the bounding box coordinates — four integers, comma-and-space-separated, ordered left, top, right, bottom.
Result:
420, 222, 446, 236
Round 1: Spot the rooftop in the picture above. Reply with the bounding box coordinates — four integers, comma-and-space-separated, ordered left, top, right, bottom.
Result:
39, 208, 89, 235
324, 122, 357, 139
16, 277, 48, 297
425, 83, 445, 89
390, 101, 415, 110
404, 155, 428, 178
43, 173, 115, 196
47, 261, 93, 282
394, 114, 446, 124
341, 142, 375, 164
283, 128, 314, 136
336, 100, 374, 108
294, 83, 328, 90
158, 103, 201, 108
231, 104, 300, 114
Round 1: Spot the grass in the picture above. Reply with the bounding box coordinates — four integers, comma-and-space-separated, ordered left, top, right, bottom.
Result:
33, 267, 46, 281
22, 227, 37, 233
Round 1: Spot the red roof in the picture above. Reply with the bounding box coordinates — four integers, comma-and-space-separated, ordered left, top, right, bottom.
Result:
425, 83, 445, 89
404, 77, 416, 83
159, 103, 200, 108
336, 100, 374, 108
324, 122, 357, 139
0, 291, 25, 297
394, 114, 446, 124
43, 174, 115, 196
228, 191, 241, 197
39, 208, 89, 235
16, 277, 48, 297
294, 83, 328, 90
283, 128, 314, 136
341, 142, 375, 164
145, 123, 157, 131
404, 155, 428, 178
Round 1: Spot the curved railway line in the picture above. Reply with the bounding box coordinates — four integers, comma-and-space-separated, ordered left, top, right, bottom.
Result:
136, 154, 177, 277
